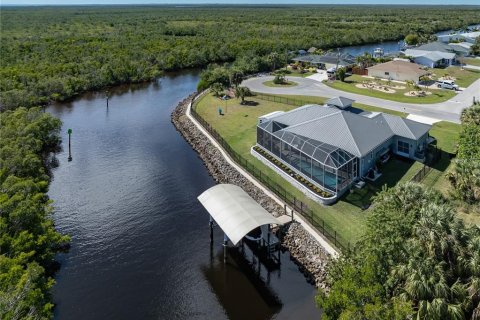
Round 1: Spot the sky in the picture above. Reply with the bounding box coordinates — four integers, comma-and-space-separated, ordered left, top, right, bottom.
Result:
2, 0, 480, 5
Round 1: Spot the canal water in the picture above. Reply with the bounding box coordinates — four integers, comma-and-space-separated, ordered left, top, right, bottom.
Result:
340, 24, 480, 57
48, 70, 321, 320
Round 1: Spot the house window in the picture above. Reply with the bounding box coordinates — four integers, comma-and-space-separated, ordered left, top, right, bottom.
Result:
398, 141, 410, 154
385, 72, 390, 76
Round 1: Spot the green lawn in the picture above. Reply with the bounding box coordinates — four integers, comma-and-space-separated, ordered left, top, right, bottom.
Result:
325, 74, 457, 104
195, 93, 368, 244
263, 80, 298, 87
431, 66, 480, 88
282, 69, 315, 78
194, 92, 464, 243
464, 58, 480, 67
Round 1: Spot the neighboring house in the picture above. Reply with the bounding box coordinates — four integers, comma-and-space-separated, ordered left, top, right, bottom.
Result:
254, 101, 431, 199
292, 52, 356, 70
298, 49, 308, 56
307, 47, 317, 54
404, 49, 456, 68
367, 60, 428, 83
438, 31, 480, 44
417, 41, 470, 57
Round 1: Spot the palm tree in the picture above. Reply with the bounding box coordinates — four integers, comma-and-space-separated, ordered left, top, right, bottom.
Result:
268, 52, 280, 72
419, 75, 431, 93
211, 82, 224, 97
405, 80, 415, 93
235, 86, 252, 104
460, 105, 480, 126
229, 70, 244, 88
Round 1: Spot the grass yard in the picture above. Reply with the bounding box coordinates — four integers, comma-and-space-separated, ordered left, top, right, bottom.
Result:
195, 93, 368, 244
464, 58, 480, 67
196, 94, 461, 243
325, 74, 457, 104
431, 66, 480, 88
194, 92, 460, 245
263, 80, 298, 87
194, 92, 465, 242
283, 69, 315, 78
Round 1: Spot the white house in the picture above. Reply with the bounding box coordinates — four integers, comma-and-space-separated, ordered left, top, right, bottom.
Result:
404, 49, 456, 68
367, 60, 428, 83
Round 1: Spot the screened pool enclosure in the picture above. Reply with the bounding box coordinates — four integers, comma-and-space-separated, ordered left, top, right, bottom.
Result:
256, 123, 359, 195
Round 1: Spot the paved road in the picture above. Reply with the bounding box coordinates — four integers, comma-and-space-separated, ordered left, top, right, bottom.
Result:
243, 76, 480, 123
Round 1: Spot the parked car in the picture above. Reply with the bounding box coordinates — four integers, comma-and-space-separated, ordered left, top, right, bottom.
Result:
437, 80, 459, 91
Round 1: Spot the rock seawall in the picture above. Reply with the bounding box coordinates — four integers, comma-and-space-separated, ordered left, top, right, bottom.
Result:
171, 94, 330, 289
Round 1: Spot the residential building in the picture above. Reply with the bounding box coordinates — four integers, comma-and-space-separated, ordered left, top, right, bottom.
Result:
438, 31, 480, 44
292, 52, 356, 70
254, 101, 431, 199
367, 60, 428, 83
404, 49, 456, 68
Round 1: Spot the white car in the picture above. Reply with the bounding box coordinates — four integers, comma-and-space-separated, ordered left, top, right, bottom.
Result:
437, 80, 459, 91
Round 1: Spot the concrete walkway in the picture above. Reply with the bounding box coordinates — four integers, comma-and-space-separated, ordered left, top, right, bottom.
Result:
243, 76, 480, 123
465, 64, 480, 71
186, 96, 338, 256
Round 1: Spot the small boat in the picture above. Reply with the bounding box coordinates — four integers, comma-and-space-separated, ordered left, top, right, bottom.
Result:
373, 47, 384, 58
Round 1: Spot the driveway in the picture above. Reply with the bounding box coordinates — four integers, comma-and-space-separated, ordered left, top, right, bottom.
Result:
242, 76, 480, 123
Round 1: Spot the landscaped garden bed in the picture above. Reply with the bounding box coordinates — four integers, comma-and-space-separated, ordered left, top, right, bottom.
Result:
253, 145, 334, 199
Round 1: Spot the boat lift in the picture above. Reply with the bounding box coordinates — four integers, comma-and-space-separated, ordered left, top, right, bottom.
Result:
198, 184, 285, 263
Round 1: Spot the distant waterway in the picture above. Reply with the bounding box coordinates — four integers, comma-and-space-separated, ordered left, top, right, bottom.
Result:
340, 24, 480, 57
48, 70, 320, 320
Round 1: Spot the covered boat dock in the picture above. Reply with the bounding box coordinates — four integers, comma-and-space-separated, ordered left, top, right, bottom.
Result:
198, 184, 284, 260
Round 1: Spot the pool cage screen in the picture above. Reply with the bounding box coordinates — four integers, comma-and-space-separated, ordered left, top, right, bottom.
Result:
257, 123, 359, 194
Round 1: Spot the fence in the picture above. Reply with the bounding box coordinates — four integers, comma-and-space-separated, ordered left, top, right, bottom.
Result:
411, 165, 432, 183
411, 146, 443, 183
352, 67, 368, 76
191, 96, 351, 252
253, 92, 324, 107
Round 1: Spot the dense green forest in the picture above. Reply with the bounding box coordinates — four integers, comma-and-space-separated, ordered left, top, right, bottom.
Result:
317, 107, 480, 320
1, 5, 480, 109
0, 108, 69, 319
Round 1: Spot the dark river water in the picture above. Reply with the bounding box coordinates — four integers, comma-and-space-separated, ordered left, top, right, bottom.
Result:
48, 70, 320, 320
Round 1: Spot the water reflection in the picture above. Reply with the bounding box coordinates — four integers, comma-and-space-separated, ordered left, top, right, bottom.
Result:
48, 69, 320, 320
202, 244, 282, 320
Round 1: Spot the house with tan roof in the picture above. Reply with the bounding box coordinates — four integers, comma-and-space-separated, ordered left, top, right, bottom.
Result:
367, 60, 429, 83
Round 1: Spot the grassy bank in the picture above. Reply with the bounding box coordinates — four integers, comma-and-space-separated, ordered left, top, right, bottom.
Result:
194, 92, 461, 244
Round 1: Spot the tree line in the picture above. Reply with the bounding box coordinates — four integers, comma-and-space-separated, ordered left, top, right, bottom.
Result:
0, 108, 69, 319
317, 106, 480, 320
1, 5, 480, 109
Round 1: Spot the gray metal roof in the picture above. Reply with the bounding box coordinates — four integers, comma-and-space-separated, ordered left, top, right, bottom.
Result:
293, 52, 356, 66
416, 42, 454, 53
404, 49, 456, 61
326, 96, 355, 109
259, 105, 431, 161
260, 104, 338, 127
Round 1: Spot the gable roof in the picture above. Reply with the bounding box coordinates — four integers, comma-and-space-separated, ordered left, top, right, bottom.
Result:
293, 52, 356, 66
367, 60, 428, 76
404, 49, 456, 62
416, 42, 454, 53
326, 96, 355, 109
259, 105, 431, 159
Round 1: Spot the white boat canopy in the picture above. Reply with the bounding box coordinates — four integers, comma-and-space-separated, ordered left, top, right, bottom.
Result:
198, 184, 281, 245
